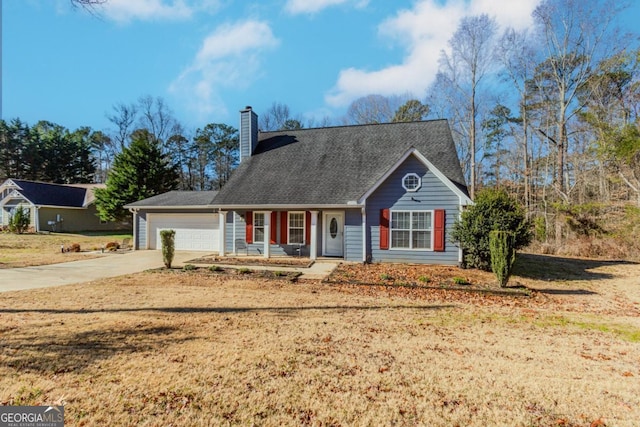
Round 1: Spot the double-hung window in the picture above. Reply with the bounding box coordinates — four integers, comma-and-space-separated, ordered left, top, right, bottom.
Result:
288, 212, 305, 244
390, 211, 432, 250
253, 212, 265, 243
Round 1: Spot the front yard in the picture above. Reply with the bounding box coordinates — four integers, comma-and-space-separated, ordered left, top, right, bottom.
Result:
0, 256, 638, 426
0, 232, 132, 268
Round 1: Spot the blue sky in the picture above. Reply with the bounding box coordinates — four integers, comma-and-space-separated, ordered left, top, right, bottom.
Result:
3, 0, 639, 134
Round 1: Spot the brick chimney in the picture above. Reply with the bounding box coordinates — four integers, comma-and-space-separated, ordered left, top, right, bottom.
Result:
239, 106, 258, 162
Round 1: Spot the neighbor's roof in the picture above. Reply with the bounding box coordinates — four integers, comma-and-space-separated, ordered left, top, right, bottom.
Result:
214, 119, 468, 206
1, 179, 103, 208
125, 191, 218, 208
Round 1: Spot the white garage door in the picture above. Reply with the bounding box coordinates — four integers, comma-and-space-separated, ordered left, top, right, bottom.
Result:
149, 213, 219, 251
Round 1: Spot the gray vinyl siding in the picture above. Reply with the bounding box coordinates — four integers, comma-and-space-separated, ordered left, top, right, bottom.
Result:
136, 212, 147, 250
344, 209, 363, 262
366, 154, 461, 265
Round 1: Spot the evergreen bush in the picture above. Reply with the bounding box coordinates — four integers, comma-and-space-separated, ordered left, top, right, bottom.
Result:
160, 229, 176, 268
9, 207, 30, 234
489, 230, 516, 287
451, 188, 531, 270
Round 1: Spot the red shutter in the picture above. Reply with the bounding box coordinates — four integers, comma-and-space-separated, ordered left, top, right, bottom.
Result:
280, 211, 288, 244
434, 209, 445, 252
305, 211, 311, 244
270, 211, 277, 244
380, 208, 390, 250
245, 211, 253, 244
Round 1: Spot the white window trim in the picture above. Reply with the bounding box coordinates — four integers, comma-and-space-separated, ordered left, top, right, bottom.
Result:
390, 210, 434, 251
253, 212, 265, 243
288, 211, 306, 245
402, 173, 422, 192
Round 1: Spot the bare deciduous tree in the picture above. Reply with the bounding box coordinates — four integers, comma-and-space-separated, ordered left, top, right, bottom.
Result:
437, 14, 498, 198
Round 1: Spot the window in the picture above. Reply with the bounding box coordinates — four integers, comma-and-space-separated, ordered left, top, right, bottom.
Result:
288, 212, 305, 244
391, 211, 432, 249
254, 212, 265, 243
402, 173, 421, 192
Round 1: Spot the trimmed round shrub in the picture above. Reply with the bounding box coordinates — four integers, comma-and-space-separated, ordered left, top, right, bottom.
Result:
105, 241, 120, 251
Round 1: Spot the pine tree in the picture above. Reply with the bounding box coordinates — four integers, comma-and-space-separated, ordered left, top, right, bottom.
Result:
95, 129, 178, 222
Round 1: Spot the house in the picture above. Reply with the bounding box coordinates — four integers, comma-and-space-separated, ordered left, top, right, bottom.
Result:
127, 106, 472, 265
0, 179, 129, 233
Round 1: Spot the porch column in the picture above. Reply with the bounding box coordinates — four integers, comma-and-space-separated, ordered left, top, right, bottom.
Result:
130, 209, 138, 250
219, 211, 226, 256
362, 206, 367, 262
34, 206, 40, 233
263, 210, 271, 258
310, 210, 319, 261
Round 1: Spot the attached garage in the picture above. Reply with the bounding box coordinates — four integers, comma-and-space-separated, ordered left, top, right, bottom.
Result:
148, 213, 219, 251
124, 191, 219, 251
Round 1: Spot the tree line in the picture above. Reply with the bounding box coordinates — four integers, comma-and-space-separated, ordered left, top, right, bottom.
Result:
4, 0, 639, 247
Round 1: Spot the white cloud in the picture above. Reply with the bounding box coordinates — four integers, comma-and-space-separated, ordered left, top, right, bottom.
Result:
285, 0, 369, 15
100, 0, 220, 23
325, 0, 540, 107
170, 20, 280, 120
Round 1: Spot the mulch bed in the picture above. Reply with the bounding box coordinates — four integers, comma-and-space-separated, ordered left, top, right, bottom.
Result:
189, 256, 314, 268
167, 265, 302, 281
325, 262, 532, 297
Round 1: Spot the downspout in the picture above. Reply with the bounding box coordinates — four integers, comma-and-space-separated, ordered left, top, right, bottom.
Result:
361, 204, 367, 263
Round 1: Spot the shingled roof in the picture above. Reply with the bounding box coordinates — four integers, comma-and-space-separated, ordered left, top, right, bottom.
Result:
5, 179, 100, 208
125, 191, 218, 208
214, 119, 468, 206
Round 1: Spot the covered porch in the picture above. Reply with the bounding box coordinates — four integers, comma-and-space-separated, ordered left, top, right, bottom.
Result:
217, 208, 363, 262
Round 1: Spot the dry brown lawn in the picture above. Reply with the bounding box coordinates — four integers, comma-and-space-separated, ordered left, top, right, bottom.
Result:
1, 255, 639, 426
0, 232, 132, 268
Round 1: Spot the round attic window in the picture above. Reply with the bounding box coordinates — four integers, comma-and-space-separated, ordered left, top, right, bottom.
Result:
402, 173, 421, 192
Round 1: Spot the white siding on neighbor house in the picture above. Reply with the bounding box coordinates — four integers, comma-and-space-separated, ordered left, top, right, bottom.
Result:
366, 154, 462, 265
147, 213, 219, 251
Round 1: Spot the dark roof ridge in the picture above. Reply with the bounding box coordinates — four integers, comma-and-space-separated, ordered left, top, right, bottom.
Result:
10, 178, 94, 187
259, 118, 449, 135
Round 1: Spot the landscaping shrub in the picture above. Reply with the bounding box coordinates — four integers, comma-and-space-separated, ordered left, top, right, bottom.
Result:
105, 241, 120, 251
183, 264, 196, 271
452, 276, 468, 285
451, 188, 531, 270
69, 243, 81, 253
209, 265, 223, 272
160, 229, 176, 268
8, 208, 30, 234
489, 230, 516, 287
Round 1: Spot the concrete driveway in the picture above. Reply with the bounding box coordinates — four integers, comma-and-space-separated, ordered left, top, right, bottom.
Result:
0, 251, 206, 292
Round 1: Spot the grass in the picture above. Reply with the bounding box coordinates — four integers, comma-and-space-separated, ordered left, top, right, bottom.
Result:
0, 232, 132, 269
1, 265, 639, 426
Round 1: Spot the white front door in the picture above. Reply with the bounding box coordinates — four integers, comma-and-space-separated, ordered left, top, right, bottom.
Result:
323, 212, 344, 257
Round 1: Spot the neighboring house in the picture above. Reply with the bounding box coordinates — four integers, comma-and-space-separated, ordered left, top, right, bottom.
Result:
128, 106, 472, 265
0, 179, 129, 233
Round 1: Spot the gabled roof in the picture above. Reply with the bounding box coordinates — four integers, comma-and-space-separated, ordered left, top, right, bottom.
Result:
0, 179, 102, 208
213, 119, 468, 206
125, 191, 218, 209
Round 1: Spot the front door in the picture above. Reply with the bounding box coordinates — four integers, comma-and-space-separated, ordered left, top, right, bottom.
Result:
323, 212, 344, 257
